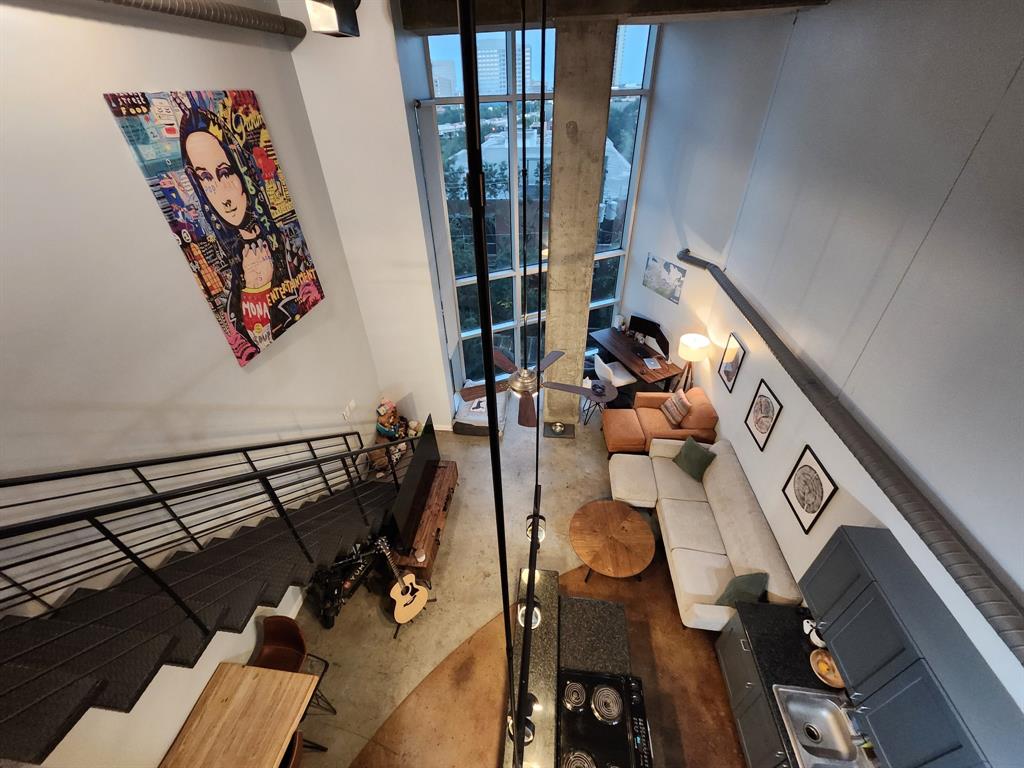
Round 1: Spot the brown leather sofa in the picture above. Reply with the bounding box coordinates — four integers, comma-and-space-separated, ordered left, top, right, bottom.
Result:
602, 386, 719, 453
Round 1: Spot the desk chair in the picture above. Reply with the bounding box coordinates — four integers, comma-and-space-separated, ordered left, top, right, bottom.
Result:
595, 354, 637, 389
253, 616, 334, 752
279, 731, 302, 768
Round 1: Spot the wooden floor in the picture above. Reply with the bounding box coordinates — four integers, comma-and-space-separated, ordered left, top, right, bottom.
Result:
349, 546, 745, 768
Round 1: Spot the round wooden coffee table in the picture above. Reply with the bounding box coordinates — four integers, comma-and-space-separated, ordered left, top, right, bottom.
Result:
570, 499, 655, 581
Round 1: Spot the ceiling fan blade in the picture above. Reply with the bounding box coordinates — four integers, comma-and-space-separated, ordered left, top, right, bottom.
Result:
518, 392, 538, 428
542, 380, 618, 404
460, 380, 509, 402
493, 348, 518, 374
536, 350, 565, 372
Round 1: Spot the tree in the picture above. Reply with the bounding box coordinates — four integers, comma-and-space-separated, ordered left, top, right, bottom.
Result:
606, 98, 640, 158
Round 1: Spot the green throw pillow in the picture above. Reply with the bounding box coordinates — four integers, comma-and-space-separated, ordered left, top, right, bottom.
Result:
672, 436, 716, 481
716, 572, 769, 607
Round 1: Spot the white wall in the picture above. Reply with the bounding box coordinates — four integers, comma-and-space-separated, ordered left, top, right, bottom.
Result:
43, 586, 304, 768
623, 0, 1024, 702
624, 12, 794, 294
0, 0, 383, 474
281, 0, 454, 429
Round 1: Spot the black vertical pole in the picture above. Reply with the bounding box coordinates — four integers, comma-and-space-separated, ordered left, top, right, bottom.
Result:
454, 0, 518, 746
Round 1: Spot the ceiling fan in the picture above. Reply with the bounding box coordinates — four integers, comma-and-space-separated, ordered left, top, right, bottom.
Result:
459, 348, 618, 428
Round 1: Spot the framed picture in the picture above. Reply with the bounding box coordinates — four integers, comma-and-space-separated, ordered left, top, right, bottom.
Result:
783, 445, 838, 534
641, 254, 686, 304
717, 333, 747, 392
745, 379, 783, 451
104, 90, 325, 367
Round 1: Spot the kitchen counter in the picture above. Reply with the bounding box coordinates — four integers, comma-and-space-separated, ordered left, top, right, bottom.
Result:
558, 596, 630, 676
503, 568, 560, 768
735, 602, 833, 767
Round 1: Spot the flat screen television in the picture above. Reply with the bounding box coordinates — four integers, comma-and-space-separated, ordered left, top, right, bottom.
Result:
385, 415, 439, 552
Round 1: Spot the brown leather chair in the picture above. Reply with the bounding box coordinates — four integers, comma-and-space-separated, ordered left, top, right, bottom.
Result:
253, 616, 334, 753
253, 616, 306, 673
279, 730, 302, 768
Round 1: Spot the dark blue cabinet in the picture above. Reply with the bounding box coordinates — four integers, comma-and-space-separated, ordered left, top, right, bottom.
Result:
800, 527, 1023, 768
799, 528, 871, 626
821, 583, 919, 701
857, 660, 985, 768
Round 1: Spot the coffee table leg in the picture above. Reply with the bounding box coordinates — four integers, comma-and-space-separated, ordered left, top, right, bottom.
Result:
585, 568, 593, 583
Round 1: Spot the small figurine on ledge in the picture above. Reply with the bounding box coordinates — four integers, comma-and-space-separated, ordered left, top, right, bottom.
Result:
370, 397, 412, 473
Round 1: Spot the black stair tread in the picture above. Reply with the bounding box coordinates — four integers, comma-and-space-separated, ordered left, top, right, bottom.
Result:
157, 557, 296, 610
0, 615, 176, 712
112, 571, 267, 633
52, 589, 226, 667
0, 663, 105, 764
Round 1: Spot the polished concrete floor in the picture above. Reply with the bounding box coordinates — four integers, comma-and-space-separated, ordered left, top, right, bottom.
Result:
297, 401, 613, 765
346, 556, 745, 768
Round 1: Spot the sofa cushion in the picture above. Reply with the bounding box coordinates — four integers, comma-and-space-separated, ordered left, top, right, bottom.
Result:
659, 389, 691, 426
673, 436, 717, 481
657, 498, 724, 554
602, 408, 647, 453
703, 440, 801, 605
668, 547, 735, 612
609, 454, 658, 508
651, 457, 707, 502
680, 386, 719, 431
715, 572, 768, 607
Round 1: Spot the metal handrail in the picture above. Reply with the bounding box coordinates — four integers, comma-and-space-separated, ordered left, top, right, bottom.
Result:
0, 435, 414, 540
0, 430, 418, 629
0, 429, 362, 488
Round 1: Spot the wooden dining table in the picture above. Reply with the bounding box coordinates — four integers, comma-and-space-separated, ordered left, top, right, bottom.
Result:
160, 662, 318, 768
589, 327, 684, 388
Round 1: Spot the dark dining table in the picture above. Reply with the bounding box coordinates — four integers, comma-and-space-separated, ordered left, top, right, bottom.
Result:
589, 327, 683, 390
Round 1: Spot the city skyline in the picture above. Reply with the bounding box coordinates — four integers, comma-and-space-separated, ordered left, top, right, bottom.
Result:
427, 26, 649, 98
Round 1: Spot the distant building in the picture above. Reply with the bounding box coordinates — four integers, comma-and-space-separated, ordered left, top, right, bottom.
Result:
432, 59, 456, 97
476, 38, 505, 94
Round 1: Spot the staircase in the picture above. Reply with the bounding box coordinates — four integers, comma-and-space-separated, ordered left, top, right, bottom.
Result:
0, 430, 413, 764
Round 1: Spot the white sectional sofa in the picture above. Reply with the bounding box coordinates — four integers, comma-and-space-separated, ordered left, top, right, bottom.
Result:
610, 438, 801, 630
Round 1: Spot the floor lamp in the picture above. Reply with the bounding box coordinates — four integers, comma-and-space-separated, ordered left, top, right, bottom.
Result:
678, 333, 711, 391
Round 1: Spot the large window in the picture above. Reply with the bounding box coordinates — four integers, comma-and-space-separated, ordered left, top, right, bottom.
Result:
419, 26, 655, 387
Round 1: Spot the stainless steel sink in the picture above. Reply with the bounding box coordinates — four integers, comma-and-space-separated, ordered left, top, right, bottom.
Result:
773, 686, 875, 768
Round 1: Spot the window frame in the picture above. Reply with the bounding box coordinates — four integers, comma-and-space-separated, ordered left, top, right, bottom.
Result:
416, 26, 658, 388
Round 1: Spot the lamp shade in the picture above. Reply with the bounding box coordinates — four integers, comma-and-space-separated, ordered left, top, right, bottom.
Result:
678, 333, 711, 362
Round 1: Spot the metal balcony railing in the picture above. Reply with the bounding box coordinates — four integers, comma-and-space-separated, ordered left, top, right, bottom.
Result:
0, 429, 417, 629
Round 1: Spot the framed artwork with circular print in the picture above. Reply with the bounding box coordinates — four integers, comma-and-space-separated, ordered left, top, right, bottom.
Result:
745, 379, 783, 451
783, 445, 837, 534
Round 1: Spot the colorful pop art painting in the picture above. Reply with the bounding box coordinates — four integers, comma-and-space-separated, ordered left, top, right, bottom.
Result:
105, 90, 324, 367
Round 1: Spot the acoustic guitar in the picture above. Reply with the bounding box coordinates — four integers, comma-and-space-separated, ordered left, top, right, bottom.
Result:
375, 537, 429, 624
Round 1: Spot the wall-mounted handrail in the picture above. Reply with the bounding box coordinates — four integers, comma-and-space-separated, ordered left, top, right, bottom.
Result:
678, 250, 1024, 665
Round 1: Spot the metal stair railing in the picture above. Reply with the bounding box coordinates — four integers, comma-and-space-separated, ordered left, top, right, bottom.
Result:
0, 429, 419, 630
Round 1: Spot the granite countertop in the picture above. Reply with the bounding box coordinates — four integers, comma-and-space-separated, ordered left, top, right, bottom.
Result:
558, 596, 631, 676
503, 568, 560, 768
735, 602, 834, 768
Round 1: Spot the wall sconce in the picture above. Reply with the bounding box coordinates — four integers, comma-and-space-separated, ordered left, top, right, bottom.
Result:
305, 0, 360, 37
677, 333, 710, 390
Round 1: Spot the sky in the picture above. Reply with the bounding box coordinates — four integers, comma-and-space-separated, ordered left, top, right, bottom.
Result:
428, 25, 650, 94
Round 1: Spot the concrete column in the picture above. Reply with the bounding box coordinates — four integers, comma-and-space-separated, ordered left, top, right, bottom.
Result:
542, 19, 617, 427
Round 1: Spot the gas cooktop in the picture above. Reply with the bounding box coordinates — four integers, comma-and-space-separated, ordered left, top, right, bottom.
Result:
557, 669, 653, 768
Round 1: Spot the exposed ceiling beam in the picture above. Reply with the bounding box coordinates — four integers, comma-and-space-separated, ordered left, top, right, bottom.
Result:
400, 0, 828, 33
